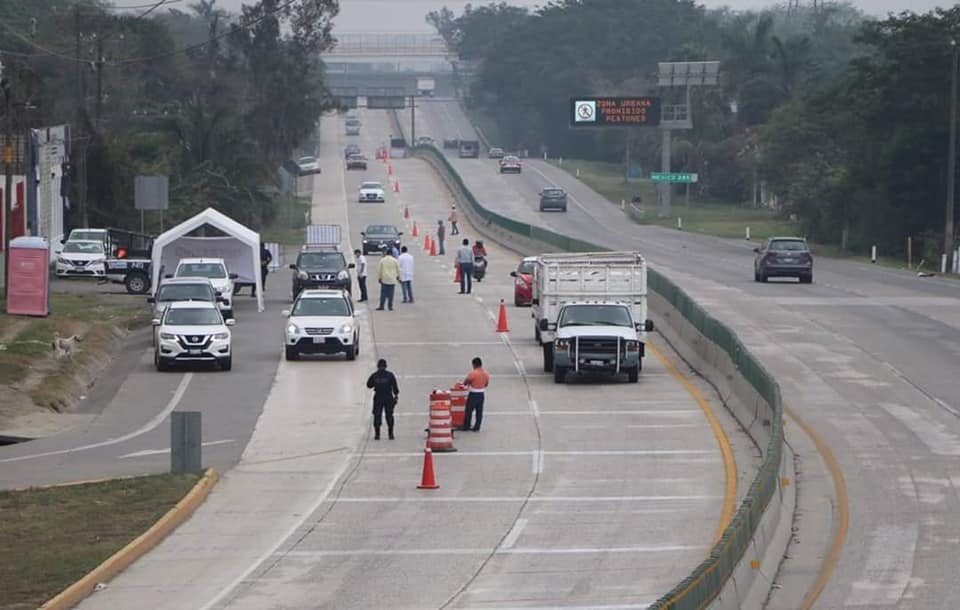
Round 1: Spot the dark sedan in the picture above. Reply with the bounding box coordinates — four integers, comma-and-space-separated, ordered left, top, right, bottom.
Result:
343, 144, 361, 159
539, 187, 567, 212
361, 224, 403, 255
346, 154, 367, 170
754, 237, 813, 283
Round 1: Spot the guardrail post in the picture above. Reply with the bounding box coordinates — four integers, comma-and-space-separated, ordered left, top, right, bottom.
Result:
171, 411, 202, 474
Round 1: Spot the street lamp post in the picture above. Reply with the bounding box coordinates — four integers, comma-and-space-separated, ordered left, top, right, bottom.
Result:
946, 40, 958, 272
1, 64, 11, 301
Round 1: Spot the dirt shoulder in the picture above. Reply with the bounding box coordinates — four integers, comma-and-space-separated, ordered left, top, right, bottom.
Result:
0, 282, 151, 439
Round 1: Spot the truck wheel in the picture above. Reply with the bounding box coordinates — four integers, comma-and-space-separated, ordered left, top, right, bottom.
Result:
285, 347, 299, 361
542, 343, 554, 372
627, 366, 639, 383
553, 366, 567, 384
125, 272, 149, 294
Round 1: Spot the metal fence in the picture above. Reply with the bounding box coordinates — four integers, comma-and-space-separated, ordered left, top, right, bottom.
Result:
413, 140, 785, 610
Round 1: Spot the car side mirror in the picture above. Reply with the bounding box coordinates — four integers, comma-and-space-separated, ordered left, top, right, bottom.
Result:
360, 232, 366, 236
164, 273, 173, 279
225, 318, 236, 326
752, 247, 760, 253
281, 310, 291, 317
397, 232, 403, 236
289, 264, 297, 270
229, 273, 239, 280
217, 296, 226, 303
151, 318, 161, 326
539, 319, 549, 331
146, 297, 155, 303
348, 263, 356, 268
510, 271, 517, 277
646, 320, 655, 332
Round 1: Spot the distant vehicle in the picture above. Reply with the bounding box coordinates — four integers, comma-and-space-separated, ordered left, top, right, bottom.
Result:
147, 277, 221, 321
361, 224, 403, 255
458, 140, 480, 158
345, 118, 361, 136
282, 289, 359, 361
442, 138, 460, 150
56, 240, 106, 278
358, 181, 385, 203
499, 155, 522, 174
753, 237, 814, 283
296, 156, 322, 175
173, 258, 238, 319
416, 76, 436, 97
346, 154, 368, 170
65, 228, 109, 248
289, 245, 354, 299
539, 187, 567, 212
344, 144, 361, 159
487, 147, 505, 159
153, 300, 234, 372
414, 136, 435, 147
509, 256, 536, 307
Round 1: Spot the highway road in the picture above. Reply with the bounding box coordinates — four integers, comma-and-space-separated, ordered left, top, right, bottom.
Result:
76, 109, 746, 609
409, 99, 960, 609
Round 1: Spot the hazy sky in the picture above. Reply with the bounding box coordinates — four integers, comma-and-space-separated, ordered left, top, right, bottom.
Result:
209, 0, 953, 32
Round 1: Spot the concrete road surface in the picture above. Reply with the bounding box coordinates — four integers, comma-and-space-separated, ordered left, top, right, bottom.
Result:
77, 110, 743, 609
410, 99, 960, 609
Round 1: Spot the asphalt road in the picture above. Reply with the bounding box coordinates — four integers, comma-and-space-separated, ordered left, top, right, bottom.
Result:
410, 99, 960, 609
76, 109, 743, 609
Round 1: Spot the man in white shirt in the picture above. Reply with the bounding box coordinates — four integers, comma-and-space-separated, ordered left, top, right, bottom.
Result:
398, 246, 415, 303
353, 249, 368, 302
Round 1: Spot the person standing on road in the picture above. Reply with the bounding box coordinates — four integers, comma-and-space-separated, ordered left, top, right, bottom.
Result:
456, 238, 474, 294
460, 357, 490, 432
354, 249, 368, 302
254, 243, 272, 297
436, 220, 446, 255
448, 205, 460, 235
376, 247, 400, 311
398, 246, 415, 304
366, 358, 399, 440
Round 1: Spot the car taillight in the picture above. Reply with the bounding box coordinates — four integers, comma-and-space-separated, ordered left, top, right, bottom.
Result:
766, 252, 779, 260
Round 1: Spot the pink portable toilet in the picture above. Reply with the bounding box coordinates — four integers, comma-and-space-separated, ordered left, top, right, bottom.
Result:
6, 236, 50, 317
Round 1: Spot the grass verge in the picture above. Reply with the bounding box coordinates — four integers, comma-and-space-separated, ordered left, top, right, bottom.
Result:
262, 195, 311, 246
0, 473, 200, 610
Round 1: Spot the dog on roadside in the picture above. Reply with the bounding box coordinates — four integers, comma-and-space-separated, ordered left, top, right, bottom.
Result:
52, 332, 82, 360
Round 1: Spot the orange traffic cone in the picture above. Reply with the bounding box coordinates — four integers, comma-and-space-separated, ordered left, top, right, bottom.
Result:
404, 206, 410, 219
429, 237, 438, 257
393, 181, 400, 193
412, 222, 419, 237
388, 164, 393, 175
423, 234, 431, 251
454, 264, 461, 284
496, 299, 509, 333
417, 448, 439, 489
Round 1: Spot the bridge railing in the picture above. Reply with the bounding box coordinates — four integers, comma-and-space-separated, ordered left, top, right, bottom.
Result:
328, 33, 448, 55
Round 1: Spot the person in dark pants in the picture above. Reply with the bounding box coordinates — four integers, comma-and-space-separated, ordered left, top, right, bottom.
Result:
354, 249, 368, 302
460, 357, 490, 431
366, 358, 399, 440
253, 243, 272, 297
436, 220, 446, 255
455, 238, 474, 294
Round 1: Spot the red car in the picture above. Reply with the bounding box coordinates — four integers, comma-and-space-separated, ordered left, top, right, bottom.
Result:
510, 257, 537, 306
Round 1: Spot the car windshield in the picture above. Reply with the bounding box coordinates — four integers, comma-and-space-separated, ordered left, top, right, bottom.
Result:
768, 240, 808, 252
366, 225, 398, 236
298, 157, 316, 164
70, 231, 103, 242
157, 284, 213, 302
542, 189, 564, 197
165, 307, 222, 325
63, 242, 104, 254
177, 263, 226, 279
298, 252, 345, 269
292, 298, 351, 317
559, 305, 633, 328
361, 182, 382, 189
518, 261, 535, 274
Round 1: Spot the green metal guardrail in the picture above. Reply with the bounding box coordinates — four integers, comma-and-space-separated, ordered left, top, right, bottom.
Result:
411, 140, 785, 610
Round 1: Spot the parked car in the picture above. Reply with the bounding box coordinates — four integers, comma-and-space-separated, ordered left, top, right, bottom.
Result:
358, 181, 386, 203
346, 154, 368, 170
414, 136, 435, 146
296, 156, 322, 175
282, 289, 359, 361
290, 245, 354, 299
153, 300, 234, 371
344, 144, 361, 159
509, 256, 537, 306
172, 258, 238, 319
753, 237, 814, 283
442, 138, 460, 150
539, 187, 568, 212
499, 155, 522, 174
487, 147, 505, 159
361, 224, 403, 255
55, 240, 107, 278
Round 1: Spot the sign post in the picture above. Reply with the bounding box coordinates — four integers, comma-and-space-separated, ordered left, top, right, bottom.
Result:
134, 175, 169, 234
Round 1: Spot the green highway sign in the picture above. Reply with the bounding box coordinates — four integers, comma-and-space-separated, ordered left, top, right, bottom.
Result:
650, 172, 698, 183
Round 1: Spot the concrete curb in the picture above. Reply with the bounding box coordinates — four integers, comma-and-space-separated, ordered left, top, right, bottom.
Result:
39, 468, 220, 610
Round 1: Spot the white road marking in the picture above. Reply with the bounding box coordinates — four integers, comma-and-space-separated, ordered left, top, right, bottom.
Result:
398, 373, 547, 379
394, 409, 699, 417
275, 544, 703, 558
362, 449, 714, 458
379, 341, 504, 346
117, 439, 234, 459
532, 450, 544, 473
879, 402, 960, 455
499, 518, 528, 550
529, 399, 540, 419
0, 373, 193, 464
331, 495, 721, 503
845, 524, 918, 606
462, 604, 651, 610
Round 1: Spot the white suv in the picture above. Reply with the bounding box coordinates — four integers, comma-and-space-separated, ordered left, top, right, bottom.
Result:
153, 301, 234, 371
173, 258, 237, 319
282, 289, 359, 361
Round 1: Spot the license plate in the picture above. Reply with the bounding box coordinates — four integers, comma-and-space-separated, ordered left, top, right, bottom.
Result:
188, 349, 202, 355
590, 360, 605, 366
313, 337, 326, 344
782, 258, 796, 263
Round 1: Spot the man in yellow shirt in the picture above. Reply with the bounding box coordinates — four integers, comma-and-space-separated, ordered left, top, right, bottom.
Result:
376, 247, 400, 311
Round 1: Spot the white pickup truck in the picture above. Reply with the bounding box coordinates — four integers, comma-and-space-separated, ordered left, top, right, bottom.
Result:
530, 251, 653, 383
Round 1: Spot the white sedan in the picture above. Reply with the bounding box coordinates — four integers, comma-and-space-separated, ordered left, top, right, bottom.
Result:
297, 156, 322, 175
56, 240, 106, 278
154, 300, 234, 371
358, 181, 386, 203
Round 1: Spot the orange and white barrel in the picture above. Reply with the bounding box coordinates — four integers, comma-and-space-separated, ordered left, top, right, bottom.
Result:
449, 383, 468, 429
427, 389, 457, 452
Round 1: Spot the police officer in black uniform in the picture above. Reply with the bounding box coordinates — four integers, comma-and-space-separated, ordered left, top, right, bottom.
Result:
366, 358, 399, 440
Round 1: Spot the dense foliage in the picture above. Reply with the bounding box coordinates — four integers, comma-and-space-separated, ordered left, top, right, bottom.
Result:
0, 0, 338, 231
429, 1, 959, 256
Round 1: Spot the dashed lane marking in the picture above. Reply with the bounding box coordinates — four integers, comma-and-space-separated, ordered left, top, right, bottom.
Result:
499, 518, 528, 550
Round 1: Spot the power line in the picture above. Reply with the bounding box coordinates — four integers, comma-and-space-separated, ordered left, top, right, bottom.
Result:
109, 0, 186, 9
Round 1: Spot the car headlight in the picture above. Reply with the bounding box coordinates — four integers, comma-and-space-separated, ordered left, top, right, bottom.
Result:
213, 332, 229, 340
340, 323, 353, 334
363, 239, 368, 243
57, 256, 69, 263
287, 323, 300, 335
297, 271, 308, 280
337, 270, 349, 280
555, 339, 570, 350
625, 340, 639, 352
159, 332, 176, 340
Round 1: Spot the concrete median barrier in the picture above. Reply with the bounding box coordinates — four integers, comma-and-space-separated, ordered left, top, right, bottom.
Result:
408, 136, 794, 610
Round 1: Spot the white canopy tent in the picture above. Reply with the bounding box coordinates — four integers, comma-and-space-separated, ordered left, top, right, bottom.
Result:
151, 207, 264, 312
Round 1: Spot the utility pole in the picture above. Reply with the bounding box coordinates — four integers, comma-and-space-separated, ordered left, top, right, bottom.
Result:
95, 35, 104, 128
946, 40, 958, 272
410, 95, 416, 145
2, 66, 12, 300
